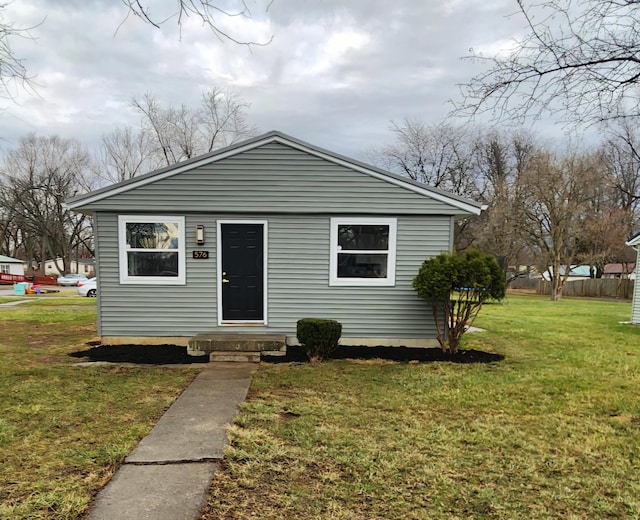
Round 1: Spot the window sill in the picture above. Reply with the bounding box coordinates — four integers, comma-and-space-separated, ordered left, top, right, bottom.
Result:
329, 278, 396, 287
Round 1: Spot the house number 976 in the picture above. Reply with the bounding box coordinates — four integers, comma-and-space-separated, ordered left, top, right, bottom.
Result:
192, 250, 210, 259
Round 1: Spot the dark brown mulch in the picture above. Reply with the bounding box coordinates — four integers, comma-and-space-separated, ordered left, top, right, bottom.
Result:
69, 344, 503, 365
263, 345, 504, 364
69, 344, 209, 365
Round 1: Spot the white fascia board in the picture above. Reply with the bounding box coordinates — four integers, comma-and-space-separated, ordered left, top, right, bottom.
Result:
626, 235, 640, 247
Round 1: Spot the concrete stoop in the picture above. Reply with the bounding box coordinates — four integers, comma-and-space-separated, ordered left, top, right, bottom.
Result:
188, 333, 287, 362
209, 351, 261, 363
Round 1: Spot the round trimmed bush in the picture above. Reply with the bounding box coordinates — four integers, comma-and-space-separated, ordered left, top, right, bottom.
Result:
296, 318, 342, 362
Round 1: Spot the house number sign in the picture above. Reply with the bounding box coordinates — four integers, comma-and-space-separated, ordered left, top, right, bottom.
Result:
192, 250, 210, 259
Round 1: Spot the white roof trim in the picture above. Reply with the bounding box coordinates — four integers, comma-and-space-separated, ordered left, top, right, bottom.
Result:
627, 235, 640, 247
67, 132, 481, 215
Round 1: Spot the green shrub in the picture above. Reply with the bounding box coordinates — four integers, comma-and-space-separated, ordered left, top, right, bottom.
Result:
296, 318, 342, 362
413, 250, 505, 354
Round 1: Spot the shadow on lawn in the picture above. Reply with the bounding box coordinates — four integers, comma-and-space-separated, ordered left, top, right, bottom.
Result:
69, 344, 504, 365
265, 345, 504, 364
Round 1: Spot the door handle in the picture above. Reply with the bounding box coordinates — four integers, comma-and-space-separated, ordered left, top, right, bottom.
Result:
222, 278, 230, 283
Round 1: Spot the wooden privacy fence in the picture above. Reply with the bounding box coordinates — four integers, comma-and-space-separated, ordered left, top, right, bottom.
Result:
537, 278, 634, 299
0, 274, 58, 285
0, 273, 25, 284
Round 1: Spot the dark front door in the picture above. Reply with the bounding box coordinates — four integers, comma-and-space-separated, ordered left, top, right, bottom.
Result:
221, 223, 264, 321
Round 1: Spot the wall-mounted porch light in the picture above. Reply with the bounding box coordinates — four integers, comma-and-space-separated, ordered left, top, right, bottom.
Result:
195, 225, 205, 245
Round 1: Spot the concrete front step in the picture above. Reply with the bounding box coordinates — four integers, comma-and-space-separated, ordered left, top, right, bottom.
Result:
188, 333, 287, 357
209, 351, 261, 363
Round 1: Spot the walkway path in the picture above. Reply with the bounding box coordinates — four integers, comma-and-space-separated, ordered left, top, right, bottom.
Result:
0, 299, 31, 308
87, 362, 255, 520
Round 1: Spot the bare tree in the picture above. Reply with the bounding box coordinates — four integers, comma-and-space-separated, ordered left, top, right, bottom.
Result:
515, 148, 600, 300
1, 135, 95, 273
374, 119, 481, 198
0, 3, 38, 100
456, 0, 640, 125
372, 119, 485, 251
97, 126, 158, 183
131, 88, 256, 168
120, 0, 273, 45
199, 89, 255, 152
601, 120, 640, 224
473, 131, 535, 280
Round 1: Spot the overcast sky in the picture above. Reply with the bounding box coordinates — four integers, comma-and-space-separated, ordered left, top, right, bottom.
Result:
2, 0, 538, 162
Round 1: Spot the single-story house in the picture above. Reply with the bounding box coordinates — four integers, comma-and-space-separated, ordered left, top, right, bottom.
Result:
542, 265, 592, 281
603, 263, 636, 280
41, 258, 96, 276
66, 131, 481, 354
626, 233, 640, 324
0, 255, 25, 283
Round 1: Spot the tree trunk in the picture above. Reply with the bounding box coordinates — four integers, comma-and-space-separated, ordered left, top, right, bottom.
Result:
447, 335, 460, 355
551, 259, 563, 301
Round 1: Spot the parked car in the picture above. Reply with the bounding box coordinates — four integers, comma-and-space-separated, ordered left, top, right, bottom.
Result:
57, 273, 88, 286
77, 277, 97, 297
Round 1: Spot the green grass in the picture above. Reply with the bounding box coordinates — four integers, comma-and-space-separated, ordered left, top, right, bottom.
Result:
0, 289, 95, 306
0, 304, 201, 519
205, 295, 640, 519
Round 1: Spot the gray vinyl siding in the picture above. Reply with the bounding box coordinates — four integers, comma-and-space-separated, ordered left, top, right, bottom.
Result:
81, 143, 463, 215
632, 248, 640, 324
94, 213, 217, 336
95, 212, 451, 340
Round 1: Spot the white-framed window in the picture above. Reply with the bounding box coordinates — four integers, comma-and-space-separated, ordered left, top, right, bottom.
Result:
118, 215, 185, 285
0, 264, 9, 274
329, 217, 397, 286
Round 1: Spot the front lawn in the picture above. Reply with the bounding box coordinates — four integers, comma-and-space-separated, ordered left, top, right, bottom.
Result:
205, 295, 640, 519
2, 294, 639, 519
0, 300, 201, 519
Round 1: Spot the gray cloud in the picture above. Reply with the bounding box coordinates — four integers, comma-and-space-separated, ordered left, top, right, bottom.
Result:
0, 0, 533, 160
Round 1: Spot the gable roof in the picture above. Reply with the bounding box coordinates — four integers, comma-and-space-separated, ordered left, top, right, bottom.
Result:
604, 263, 636, 275
0, 255, 23, 264
627, 231, 640, 247
66, 130, 482, 215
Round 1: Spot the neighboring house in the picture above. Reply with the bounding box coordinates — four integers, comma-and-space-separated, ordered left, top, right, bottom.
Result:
626, 233, 640, 324
542, 265, 592, 281
603, 263, 636, 280
42, 258, 95, 276
66, 131, 481, 350
0, 255, 25, 283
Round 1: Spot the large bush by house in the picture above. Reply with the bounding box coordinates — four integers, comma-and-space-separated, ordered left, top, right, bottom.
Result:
413, 250, 505, 354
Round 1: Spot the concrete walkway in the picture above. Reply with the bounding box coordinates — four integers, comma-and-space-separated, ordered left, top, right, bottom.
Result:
0, 299, 31, 308
87, 362, 255, 520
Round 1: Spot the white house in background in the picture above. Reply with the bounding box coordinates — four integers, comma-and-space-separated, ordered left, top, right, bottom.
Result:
0, 255, 26, 283
542, 265, 591, 281
626, 233, 640, 325
0, 255, 25, 276
41, 258, 95, 276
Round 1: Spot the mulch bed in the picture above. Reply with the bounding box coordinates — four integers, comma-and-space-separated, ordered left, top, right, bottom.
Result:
69, 344, 209, 365
69, 344, 503, 365
264, 345, 504, 364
